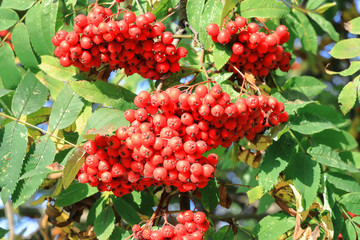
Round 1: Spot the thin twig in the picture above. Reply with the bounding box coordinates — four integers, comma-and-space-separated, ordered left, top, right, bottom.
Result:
0, 112, 77, 147
4, 200, 15, 240
135, 0, 144, 15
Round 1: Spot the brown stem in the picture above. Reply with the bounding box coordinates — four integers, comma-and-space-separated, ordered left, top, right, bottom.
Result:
275, 198, 297, 217
4, 200, 15, 240
135, 0, 144, 15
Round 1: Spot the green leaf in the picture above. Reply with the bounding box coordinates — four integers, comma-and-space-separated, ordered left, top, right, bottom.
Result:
247, 186, 264, 204
326, 61, 360, 76
258, 133, 297, 192
312, 129, 358, 151
283, 76, 326, 98
0, 122, 28, 203
94, 206, 116, 240
186, 0, 205, 31
199, 0, 224, 50
48, 84, 84, 132
36, 71, 65, 100
152, 0, 174, 19
326, 172, 360, 193
257, 194, 274, 214
339, 192, 360, 215
1, 0, 36, 11
214, 72, 233, 84
253, 212, 296, 240
109, 227, 131, 240
38, 56, 77, 82
340, 151, 360, 169
80, 108, 128, 143
325, 182, 344, 239
342, 219, 360, 240
11, 71, 48, 117
135, 191, 155, 216
306, 0, 323, 10
240, 0, 289, 18
25, 4, 47, 54
0, 42, 22, 89
315, 3, 336, 14
0, 227, 8, 238
0, 89, 12, 98
56, 181, 98, 207
292, 10, 318, 54
308, 145, 357, 173
199, 178, 220, 212
220, 0, 238, 25
330, 39, 360, 59
289, 111, 335, 135
25, 4, 52, 55
131, 0, 147, 16
345, 16, 360, 34
12, 136, 56, 208
62, 146, 85, 188
87, 196, 106, 225
12, 23, 39, 69
308, 12, 339, 41
0, 8, 19, 30
40, 0, 58, 54
215, 225, 234, 240
338, 81, 357, 115
112, 196, 141, 225
298, 103, 347, 128
71, 80, 136, 111
286, 152, 320, 210
213, 42, 232, 70
271, 91, 312, 115
19, 168, 57, 180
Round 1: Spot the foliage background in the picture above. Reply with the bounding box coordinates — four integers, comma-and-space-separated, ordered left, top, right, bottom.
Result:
0, 0, 360, 239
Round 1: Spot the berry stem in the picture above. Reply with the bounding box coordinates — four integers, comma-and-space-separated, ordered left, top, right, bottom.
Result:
159, 4, 180, 23
173, 34, 193, 39
255, 17, 271, 34
135, 0, 144, 15
0, 112, 77, 148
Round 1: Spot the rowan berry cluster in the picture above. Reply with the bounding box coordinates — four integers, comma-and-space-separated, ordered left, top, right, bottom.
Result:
77, 84, 288, 196
131, 210, 209, 240
0, 30, 13, 50
206, 17, 291, 78
52, 5, 187, 80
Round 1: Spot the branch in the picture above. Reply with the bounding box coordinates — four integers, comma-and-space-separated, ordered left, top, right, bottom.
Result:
4, 200, 15, 240
172, 0, 188, 47
0, 112, 77, 147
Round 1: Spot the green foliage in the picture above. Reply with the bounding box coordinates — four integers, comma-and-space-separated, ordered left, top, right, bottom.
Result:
258, 133, 297, 192
38, 56, 77, 82
71, 80, 136, 110
55, 182, 98, 207
0, 8, 19, 30
330, 39, 360, 59
339, 192, 360, 215
11, 71, 48, 117
48, 84, 84, 132
338, 80, 358, 115
286, 152, 321, 210
0, 122, 28, 203
198, 0, 223, 50
112, 196, 141, 225
253, 212, 296, 240
94, 206, 116, 240
12, 23, 39, 69
0, 42, 22, 89
240, 0, 289, 18
199, 178, 220, 212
